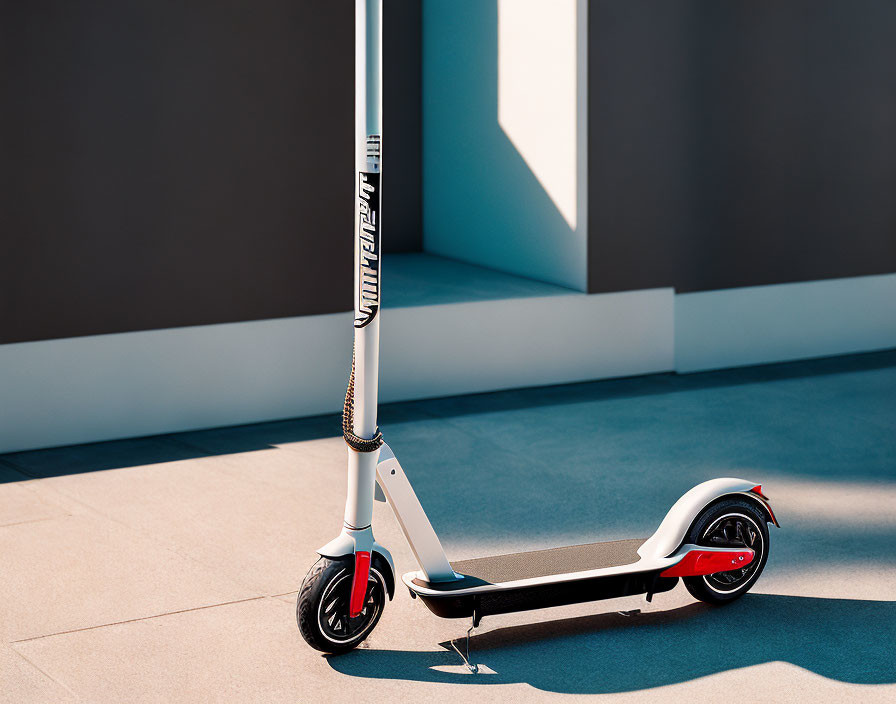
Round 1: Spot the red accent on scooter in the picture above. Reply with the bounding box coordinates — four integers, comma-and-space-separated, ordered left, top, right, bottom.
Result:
761, 500, 780, 527
660, 549, 754, 578
749, 485, 780, 526
349, 551, 371, 618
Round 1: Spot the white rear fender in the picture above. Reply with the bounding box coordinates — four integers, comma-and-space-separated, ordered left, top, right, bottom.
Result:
638, 478, 775, 560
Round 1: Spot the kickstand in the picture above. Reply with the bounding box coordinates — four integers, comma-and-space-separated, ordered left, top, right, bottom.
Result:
449, 608, 479, 673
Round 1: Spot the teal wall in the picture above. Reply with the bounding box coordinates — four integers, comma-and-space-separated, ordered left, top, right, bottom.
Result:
422, 1, 587, 291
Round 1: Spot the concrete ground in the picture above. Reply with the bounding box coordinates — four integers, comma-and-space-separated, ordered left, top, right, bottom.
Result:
1, 350, 894, 703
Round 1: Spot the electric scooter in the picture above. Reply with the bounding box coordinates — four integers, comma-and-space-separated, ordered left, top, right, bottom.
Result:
297, 0, 779, 665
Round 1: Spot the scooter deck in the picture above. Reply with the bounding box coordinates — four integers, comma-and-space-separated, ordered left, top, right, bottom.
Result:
452, 538, 646, 584
406, 537, 678, 620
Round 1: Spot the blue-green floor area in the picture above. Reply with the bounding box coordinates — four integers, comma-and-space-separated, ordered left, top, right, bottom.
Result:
4, 349, 894, 558
381, 253, 577, 308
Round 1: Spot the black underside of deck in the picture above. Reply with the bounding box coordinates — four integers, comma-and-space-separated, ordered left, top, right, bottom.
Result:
415, 569, 677, 620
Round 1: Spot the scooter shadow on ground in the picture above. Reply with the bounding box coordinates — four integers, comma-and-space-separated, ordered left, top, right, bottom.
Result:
325, 594, 896, 695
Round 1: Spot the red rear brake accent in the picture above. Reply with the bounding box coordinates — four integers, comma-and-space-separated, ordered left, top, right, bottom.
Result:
749, 485, 779, 526
661, 549, 754, 578
762, 500, 780, 527
349, 551, 371, 618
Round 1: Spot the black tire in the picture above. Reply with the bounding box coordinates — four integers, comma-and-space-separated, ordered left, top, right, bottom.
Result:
682, 498, 770, 604
297, 556, 386, 653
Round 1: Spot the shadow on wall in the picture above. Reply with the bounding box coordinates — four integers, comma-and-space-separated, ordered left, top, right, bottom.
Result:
327, 594, 896, 693
423, 0, 587, 291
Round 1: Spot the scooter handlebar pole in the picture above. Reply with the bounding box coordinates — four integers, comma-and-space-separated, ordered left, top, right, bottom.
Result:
344, 0, 383, 532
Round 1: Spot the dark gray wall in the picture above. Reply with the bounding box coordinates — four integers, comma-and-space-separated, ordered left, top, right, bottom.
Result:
588, 0, 896, 294
5, 1, 893, 344
384, 0, 423, 254
0, 0, 421, 345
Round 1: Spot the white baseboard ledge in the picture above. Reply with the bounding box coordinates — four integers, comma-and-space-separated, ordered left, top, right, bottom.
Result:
0, 288, 673, 453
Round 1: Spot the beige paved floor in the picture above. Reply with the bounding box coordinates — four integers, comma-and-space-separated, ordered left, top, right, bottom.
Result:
1, 357, 894, 702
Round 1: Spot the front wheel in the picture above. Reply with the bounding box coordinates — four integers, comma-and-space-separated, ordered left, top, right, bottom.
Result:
297, 557, 386, 653
682, 498, 770, 604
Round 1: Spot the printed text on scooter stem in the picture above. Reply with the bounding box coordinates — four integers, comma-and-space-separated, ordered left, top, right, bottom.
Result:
355, 171, 380, 328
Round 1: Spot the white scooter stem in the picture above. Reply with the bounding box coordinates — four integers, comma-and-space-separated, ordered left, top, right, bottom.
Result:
339, 0, 462, 585
344, 0, 382, 533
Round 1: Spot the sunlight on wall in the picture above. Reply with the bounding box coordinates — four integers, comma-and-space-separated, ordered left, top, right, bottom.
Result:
498, 0, 579, 229
424, 0, 587, 290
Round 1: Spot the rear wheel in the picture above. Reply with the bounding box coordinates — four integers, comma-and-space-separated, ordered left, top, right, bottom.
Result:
682, 498, 770, 604
297, 557, 386, 653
